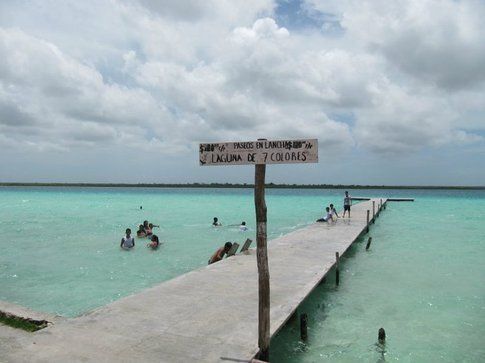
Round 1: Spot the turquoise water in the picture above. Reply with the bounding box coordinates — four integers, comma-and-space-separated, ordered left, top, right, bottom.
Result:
1, 187, 484, 361
272, 191, 485, 362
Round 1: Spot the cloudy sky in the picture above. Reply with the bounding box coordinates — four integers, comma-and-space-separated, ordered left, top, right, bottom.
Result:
0, 0, 484, 185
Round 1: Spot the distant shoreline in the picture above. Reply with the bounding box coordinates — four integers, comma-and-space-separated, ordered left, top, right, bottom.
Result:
0, 182, 484, 190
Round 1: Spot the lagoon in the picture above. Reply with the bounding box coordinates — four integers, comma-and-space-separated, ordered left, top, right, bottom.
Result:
1, 187, 484, 361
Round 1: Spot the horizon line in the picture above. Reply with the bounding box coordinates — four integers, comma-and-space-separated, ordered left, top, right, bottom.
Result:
0, 182, 484, 190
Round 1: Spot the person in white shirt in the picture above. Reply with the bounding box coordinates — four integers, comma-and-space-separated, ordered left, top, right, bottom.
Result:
239, 221, 248, 231
330, 203, 339, 219
120, 228, 135, 250
342, 191, 352, 218
317, 207, 333, 222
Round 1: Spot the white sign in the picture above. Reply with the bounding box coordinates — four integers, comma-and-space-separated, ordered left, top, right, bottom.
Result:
199, 139, 318, 166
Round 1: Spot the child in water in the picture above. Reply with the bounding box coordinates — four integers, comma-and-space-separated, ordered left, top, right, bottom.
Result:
239, 221, 248, 231
137, 224, 146, 238
147, 235, 159, 249
120, 228, 135, 249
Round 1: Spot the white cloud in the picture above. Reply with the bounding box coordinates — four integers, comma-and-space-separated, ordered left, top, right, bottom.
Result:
309, 0, 485, 90
0, 0, 484, 183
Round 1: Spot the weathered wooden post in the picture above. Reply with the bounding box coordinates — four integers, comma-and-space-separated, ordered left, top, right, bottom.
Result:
335, 252, 340, 286
366, 210, 370, 233
372, 200, 376, 221
199, 138, 318, 360
378, 327, 386, 344
254, 156, 269, 360
300, 313, 308, 341
366, 237, 372, 250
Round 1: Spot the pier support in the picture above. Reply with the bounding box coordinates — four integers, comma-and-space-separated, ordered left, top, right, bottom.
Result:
366, 210, 370, 233
372, 201, 375, 222
300, 313, 308, 341
378, 328, 386, 344
335, 252, 340, 286
366, 237, 372, 250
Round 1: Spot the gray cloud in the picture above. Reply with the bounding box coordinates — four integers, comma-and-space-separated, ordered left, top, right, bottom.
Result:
0, 100, 36, 126
0, 0, 483, 184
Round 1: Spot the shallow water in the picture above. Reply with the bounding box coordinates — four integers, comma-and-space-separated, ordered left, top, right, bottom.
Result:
1, 187, 484, 361
271, 192, 485, 362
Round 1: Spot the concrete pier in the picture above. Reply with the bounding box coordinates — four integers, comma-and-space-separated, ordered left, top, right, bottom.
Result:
1, 199, 386, 363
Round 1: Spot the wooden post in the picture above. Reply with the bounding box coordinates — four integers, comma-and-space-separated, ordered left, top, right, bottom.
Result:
199, 138, 318, 361
366, 237, 372, 250
300, 313, 308, 341
255, 163, 270, 361
372, 201, 376, 221
335, 252, 340, 286
380, 199, 383, 211
366, 210, 370, 233
378, 327, 386, 344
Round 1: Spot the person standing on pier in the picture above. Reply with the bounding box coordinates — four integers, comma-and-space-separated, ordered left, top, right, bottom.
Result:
342, 191, 352, 218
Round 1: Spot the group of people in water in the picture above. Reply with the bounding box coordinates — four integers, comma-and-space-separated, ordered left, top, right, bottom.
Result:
317, 191, 352, 222
120, 191, 352, 260
120, 220, 160, 250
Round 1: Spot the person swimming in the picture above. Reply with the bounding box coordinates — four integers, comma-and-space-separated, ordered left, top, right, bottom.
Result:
137, 224, 146, 238
212, 217, 221, 226
120, 228, 135, 249
147, 234, 159, 249
239, 221, 248, 231
145, 223, 154, 237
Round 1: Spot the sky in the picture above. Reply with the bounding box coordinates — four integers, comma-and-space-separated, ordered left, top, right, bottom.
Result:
0, 0, 484, 186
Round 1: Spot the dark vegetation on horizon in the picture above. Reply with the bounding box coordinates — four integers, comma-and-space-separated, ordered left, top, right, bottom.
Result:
0, 182, 483, 190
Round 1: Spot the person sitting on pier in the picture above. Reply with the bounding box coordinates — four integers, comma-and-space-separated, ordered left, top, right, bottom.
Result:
316, 207, 333, 222
147, 235, 160, 249
330, 203, 339, 220
137, 224, 147, 238
120, 228, 135, 250
212, 217, 221, 226
342, 191, 352, 218
239, 221, 248, 231
208, 242, 233, 264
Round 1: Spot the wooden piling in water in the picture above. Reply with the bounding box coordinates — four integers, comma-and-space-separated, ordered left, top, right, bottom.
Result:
300, 313, 308, 341
366, 237, 372, 250
366, 210, 370, 233
372, 201, 375, 222
378, 327, 386, 344
335, 252, 340, 286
